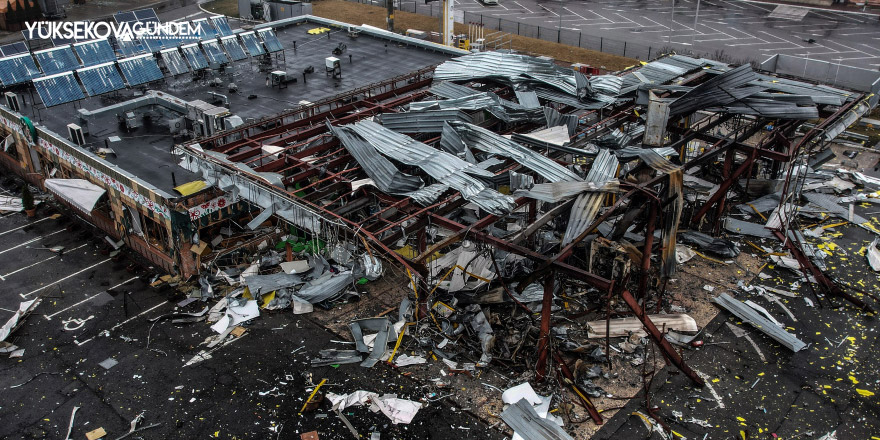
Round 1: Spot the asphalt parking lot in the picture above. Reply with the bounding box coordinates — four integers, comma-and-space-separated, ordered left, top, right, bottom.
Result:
0, 189, 503, 439
396, 0, 880, 68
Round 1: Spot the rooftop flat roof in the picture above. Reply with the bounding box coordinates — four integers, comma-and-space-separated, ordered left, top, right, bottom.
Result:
11, 17, 451, 195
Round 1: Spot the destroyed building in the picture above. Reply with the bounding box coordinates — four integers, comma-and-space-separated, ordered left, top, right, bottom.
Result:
1, 8, 880, 439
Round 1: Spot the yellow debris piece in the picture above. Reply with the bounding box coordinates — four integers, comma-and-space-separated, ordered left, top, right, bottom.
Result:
308, 27, 331, 34
857, 389, 875, 397
174, 180, 207, 196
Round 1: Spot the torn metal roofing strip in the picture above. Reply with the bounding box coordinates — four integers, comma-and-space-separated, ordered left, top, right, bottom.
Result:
804, 192, 868, 224
713, 292, 807, 352
500, 398, 575, 440
544, 107, 578, 136
410, 91, 544, 124
562, 149, 618, 247
708, 98, 819, 119
724, 217, 774, 238
445, 121, 582, 183
434, 51, 562, 84
347, 120, 515, 215
429, 81, 480, 99
329, 124, 443, 206
514, 180, 619, 203
515, 90, 541, 109
822, 99, 870, 141
668, 64, 762, 116
378, 110, 473, 133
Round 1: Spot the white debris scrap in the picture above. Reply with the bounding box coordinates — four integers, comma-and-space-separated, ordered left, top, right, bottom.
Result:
327, 391, 423, 424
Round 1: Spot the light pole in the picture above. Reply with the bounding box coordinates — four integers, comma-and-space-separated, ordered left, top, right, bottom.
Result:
691, 0, 701, 47
668, 0, 675, 45
539, 5, 562, 43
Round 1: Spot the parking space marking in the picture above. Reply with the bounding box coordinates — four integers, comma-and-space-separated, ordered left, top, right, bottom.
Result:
45, 276, 139, 320
0, 229, 66, 255
512, 1, 534, 13
20, 258, 112, 298
75, 300, 169, 346
0, 217, 50, 236
0, 243, 89, 281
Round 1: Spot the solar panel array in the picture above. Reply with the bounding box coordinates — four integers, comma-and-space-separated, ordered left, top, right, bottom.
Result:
182, 44, 208, 70
33, 47, 81, 75
211, 16, 233, 37
73, 39, 116, 67
0, 10, 295, 108
76, 63, 125, 96
201, 40, 228, 65
118, 54, 163, 86
191, 18, 217, 40
160, 48, 189, 76
239, 31, 265, 56
0, 42, 29, 57
258, 29, 284, 53
33, 72, 85, 107
221, 36, 247, 61
0, 53, 41, 86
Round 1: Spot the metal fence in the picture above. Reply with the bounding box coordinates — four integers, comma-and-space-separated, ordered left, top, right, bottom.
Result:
347, 0, 661, 63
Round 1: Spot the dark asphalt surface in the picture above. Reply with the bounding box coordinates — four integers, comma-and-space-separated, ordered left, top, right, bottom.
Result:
399, 0, 880, 68
0, 184, 504, 439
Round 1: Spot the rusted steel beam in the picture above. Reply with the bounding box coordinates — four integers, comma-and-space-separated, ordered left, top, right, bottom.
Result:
552, 351, 603, 425
536, 275, 555, 381
636, 200, 658, 300
619, 289, 705, 386
691, 148, 757, 226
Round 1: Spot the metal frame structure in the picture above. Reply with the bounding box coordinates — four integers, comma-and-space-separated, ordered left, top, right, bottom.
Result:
178, 54, 872, 420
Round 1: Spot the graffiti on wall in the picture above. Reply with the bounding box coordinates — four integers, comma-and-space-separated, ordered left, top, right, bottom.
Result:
187, 194, 232, 221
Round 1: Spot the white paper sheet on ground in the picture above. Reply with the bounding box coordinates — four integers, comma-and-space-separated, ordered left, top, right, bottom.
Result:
328, 391, 380, 411
210, 314, 231, 334
868, 238, 880, 272
675, 245, 696, 263
394, 354, 426, 367
371, 395, 422, 424
1, 299, 40, 342
501, 382, 542, 406
280, 260, 311, 274
227, 300, 259, 326
0, 195, 24, 213
292, 296, 313, 314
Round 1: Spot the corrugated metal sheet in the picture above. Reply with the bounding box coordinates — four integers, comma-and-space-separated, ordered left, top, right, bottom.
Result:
724, 217, 773, 238
669, 64, 762, 116
346, 120, 515, 215
562, 149, 618, 246
515, 90, 541, 108
429, 81, 477, 99
328, 124, 442, 206
514, 180, 619, 203
409, 91, 544, 124
445, 121, 582, 183
378, 110, 473, 133
714, 292, 807, 352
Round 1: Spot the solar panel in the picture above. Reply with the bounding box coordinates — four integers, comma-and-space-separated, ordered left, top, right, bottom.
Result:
73, 39, 116, 67
211, 16, 233, 37
33, 72, 84, 107
181, 43, 208, 70
160, 48, 189, 76
258, 29, 284, 53
221, 36, 247, 61
134, 8, 159, 22
201, 40, 228, 65
142, 37, 167, 53
0, 41, 29, 57
113, 37, 145, 57
0, 53, 41, 85
76, 62, 125, 96
239, 31, 265, 56
114, 11, 137, 25
117, 54, 163, 86
191, 18, 217, 39
33, 46, 81, 75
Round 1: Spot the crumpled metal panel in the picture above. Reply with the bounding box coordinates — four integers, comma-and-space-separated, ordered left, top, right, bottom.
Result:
445, 121, 582, 183
378, 109, 473, 133
669, 64, 762, 116
328, 124, 442, 206
562, 149, 619, 246
544, 107, 578, 136
410, 91, 544, 124
714, 293, 806, 352
515, 180, 619, 203
515, 90, 541, 108
243, 272, 304, 294
346, 120, 515, 215
430, 81, 480, 99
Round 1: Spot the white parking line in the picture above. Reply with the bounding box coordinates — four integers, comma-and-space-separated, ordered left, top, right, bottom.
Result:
0, 229, 66, 255
45, 276, 139, 320
0, 243, 89, 281
20, 258, 112, 298
0, 217, 50, 236
512, 1, 533, 14
75, 300, 168, 346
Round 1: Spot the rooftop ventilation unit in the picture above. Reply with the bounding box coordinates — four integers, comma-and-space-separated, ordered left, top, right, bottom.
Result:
67, 123, 85, 146
5, 92, 20, 113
